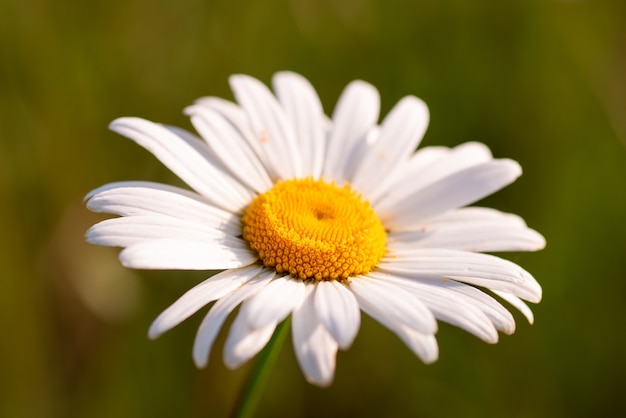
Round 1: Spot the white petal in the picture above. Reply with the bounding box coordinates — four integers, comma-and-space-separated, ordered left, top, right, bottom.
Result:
193, 270, 275, 368
314, 280, 361, 349
392, 226, 545, 253
421, 206, 527, 227
119, 239, 257, 270
356, 296, 439, 363
194, 96, 267, 160
349, 276, 437, 335
352, 96, 429, 196
150, 123, 254, 209
85, 181, 241, 235
493, 290, 535, 324
373, 273, 516, 335
381, 159, 522, 228
373, 142, 492, 213
223, 310, 277, 369
148, 265, 264, 339
369, 146, 450, 204
272, 71, 327, 179
371, 272, 498, 343
109, 117, 253, 212
185, 104, 273, 193
229, 74, 303, 180
418, 141, 494, 186
86, 215, 245, 249
440, 280, 516, 334
379, 248, 542, 303
323, 80, 380, 184
395, 326, 439, 364
387, 208, 546, 252
241, 276, 307, 330
292, 286, 338, 387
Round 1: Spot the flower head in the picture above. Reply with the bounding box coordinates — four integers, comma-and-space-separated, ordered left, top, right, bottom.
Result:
86, 72, 544, 386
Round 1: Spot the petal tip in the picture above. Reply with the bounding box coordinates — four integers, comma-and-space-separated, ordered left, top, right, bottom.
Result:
182, 105, 197, 116
501, 321, 516, 336
306, 375, 334, 388
272, 70, 302, 83
504, 158, 523, 178
222, 353, 242, 370
533, 231, 547, 250
421, 353, 439, 365
193, 346, 209, 369
229, 73, 256, 90
147, 326, 162, 340
109, 116, 138, 132
193, 356, 208, 369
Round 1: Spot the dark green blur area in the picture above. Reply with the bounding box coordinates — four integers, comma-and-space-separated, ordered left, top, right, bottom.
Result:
1, 0, 625, 416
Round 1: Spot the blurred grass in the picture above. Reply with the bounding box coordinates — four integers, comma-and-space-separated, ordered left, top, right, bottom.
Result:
1, 0, 625, 417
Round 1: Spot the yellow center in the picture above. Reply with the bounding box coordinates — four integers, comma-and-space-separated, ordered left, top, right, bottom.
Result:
242, 178, 387, 281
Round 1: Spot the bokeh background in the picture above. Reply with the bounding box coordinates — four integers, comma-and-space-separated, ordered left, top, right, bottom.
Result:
1, 0, 625, 417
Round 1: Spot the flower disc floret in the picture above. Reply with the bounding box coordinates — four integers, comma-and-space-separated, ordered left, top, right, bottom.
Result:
242, 178, 387, 281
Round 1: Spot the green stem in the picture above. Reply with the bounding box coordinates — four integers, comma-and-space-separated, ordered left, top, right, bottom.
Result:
229, 316, 291, 418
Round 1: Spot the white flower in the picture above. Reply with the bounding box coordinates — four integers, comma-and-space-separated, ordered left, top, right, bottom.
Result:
86, 72, 545, 387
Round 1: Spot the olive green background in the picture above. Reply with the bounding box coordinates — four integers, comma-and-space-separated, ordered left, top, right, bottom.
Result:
1, 0, 625, 417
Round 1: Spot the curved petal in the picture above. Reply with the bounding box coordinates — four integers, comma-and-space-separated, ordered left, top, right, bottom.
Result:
352, 96, 429, 196
373, 142, 491, 211
356, 297, 439, 364
193, 269, 275, 368
118, 239, 257, 270
322, 80, 380, 184
185, 104, 273, 193
368, 146, 449, 205
415, 141, 494, 188
379, 248, 542, 303
349, 276, 437, 335
229, 74, 303, 180
493, 290, 535, 324
86, 215, 245, 249
395, 326, 439, 364
381, 159, 522, 229
387, 207, 546, 252
314, 280, 361, 349
223, 311, 277, 369
387, 275, 516, 334
292, 286, 338, 387
419, 206, 527, 227
272, 71, 327, 179
370, 272, 499, 343
193, 96, 267, 160
85, 181, 241, 235
109, 117, 253, 212
389, 226, 545, 253
241, 275, 307, 330
149, 265, 264, 339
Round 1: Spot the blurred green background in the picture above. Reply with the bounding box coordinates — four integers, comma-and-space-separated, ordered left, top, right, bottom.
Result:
1, 0, 625, 417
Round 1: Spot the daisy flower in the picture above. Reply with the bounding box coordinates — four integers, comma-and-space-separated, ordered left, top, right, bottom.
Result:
86, 72, 544, 387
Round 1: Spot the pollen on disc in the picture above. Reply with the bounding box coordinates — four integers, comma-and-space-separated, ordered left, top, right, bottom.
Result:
242, 178, 387, 281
